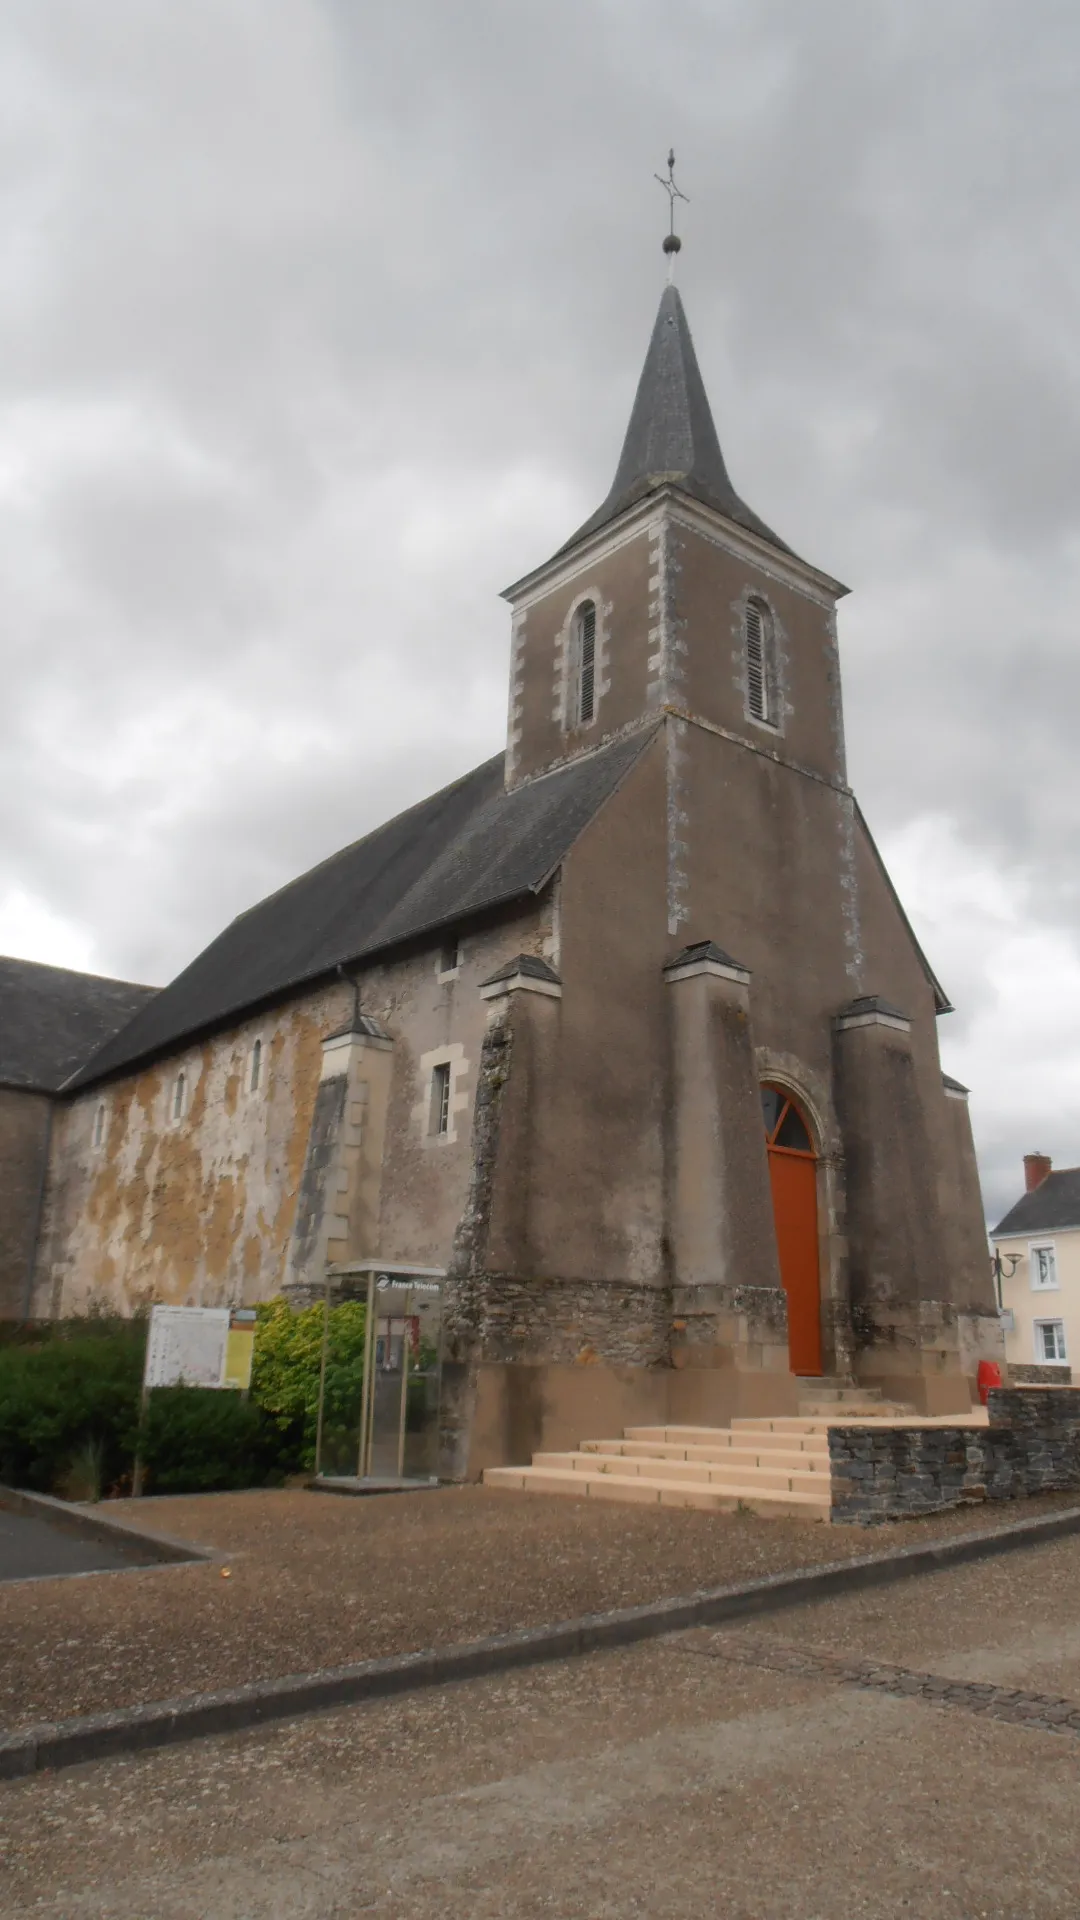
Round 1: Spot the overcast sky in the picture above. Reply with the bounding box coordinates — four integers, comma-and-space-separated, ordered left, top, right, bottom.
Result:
2, 0, 1079, 1223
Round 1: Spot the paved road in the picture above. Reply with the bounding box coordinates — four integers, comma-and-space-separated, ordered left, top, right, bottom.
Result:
4, 1533, 1080, 1916
0, 1507, 144, 1584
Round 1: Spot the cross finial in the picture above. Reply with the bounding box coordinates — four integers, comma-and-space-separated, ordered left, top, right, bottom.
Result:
654, 148, 688, 279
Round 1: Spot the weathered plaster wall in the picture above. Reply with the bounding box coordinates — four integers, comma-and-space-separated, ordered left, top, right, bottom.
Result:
0, 1086, 52, 1320
30, 987, 343, 1317
356, 898, 550, 1270
31, 897, 552, 1319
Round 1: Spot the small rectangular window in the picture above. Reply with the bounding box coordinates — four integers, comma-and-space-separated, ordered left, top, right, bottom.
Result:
1030, 1244, 1058, 1290
438, 936, 461, 976
1035, 1318, 1067, 1362
431, 1062, 451, 1137
93, 1104, 106, 1148
250, 1038, 262, 1093
172, 1073, 186, 1121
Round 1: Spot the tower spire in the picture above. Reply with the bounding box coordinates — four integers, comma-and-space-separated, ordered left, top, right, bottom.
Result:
556, 283, 793, 560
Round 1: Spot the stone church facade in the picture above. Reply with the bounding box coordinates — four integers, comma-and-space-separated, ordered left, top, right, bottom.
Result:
16, 283, 1004, 1472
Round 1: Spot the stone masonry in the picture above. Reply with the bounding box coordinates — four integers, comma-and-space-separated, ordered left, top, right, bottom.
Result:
829, 1388, 1080, 1523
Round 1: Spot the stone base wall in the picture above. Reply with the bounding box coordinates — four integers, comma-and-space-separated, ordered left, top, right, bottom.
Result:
453, 1275, 672, 1369
1011, 1364, 1073, 1386
829, 1388, 1080, 1524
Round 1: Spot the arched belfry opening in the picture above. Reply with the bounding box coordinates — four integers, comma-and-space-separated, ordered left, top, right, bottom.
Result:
762, 1084, 822, 1376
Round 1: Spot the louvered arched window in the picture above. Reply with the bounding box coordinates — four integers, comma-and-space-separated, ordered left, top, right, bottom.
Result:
575, 600, 596, 726
745, 598, 772, 724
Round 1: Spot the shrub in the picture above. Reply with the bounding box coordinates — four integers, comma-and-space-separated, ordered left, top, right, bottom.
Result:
0, 1323, 145, 1494
0, 1298, 371, 1495
137, 1387, 291, 1494
251, 1296, 368, 1471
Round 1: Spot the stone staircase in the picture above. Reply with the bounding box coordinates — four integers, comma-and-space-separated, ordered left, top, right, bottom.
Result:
483, 1419, 836, 1520
482, 1390, 990, 1522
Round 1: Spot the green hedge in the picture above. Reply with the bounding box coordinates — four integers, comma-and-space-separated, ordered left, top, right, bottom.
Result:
0, 1321, 145, 1495
138, 1388, 296, 1494
0, 1298, 369, 1498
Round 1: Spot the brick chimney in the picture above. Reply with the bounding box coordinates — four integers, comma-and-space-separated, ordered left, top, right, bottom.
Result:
1024, 1152, 1052, 1192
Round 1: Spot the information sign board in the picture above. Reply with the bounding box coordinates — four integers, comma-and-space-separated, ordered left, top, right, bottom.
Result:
143, 1305, 230, 1390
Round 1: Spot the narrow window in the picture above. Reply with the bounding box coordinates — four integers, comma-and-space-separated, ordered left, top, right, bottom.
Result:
431, 1063, 452, 1137
576, 601, 596, 726
250, 1038, 262, 1093
745, 599, 771, 723
172, 1072, 186, 1121
93, 1104, 105, 1148
438, 935, 461, 976
1036, 1319, 1067, 1363
1031, 1244, 1058, 1290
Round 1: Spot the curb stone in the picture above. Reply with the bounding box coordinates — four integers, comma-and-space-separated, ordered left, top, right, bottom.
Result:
0, 1484, 212, 1570
4, 1499, 1080, 1781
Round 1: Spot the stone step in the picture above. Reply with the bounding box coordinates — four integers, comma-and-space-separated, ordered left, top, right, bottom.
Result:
798, 1380, 884, 1400
798, 1402, 908, 1419
735, 1413, 987, 1431
531, 1452, 827, 1494
623, 1425, 829, 1453
579, 1438, 829, 1473
482, 1464, 831, 1520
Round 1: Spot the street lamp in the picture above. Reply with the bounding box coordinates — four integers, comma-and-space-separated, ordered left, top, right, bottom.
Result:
990, 1247, 1021, 1311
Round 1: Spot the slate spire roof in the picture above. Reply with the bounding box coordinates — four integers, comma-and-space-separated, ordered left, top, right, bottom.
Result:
558, 284, 791, 559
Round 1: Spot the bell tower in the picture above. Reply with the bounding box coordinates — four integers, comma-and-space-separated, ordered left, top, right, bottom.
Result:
501, 268, 849, 813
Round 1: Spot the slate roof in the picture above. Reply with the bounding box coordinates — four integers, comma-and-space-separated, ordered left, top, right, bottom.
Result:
67, 727, 656, 1092
0, 957, 157, 1094
993, 1170, 1080, 1238
556, 285, 796, 562
480, 954, 562, 988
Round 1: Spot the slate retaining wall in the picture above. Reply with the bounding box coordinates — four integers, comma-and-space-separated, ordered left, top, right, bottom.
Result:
829, 1388, 1080, 1524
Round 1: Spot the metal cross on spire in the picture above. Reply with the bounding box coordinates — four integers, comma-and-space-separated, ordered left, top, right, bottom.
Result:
655, 149, 688, 280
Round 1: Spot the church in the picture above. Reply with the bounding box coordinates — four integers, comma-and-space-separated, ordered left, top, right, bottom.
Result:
3, 265, 1004, 1476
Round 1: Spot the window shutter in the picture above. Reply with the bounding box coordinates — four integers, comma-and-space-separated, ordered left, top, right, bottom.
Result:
746, 602, 767, 721
578, 603, 596, 724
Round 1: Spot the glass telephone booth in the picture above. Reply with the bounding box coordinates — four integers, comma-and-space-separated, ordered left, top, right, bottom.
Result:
313, 1262, 445, 1486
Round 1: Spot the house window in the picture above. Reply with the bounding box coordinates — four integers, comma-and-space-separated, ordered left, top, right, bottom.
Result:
438, 936, 461, 977
93, 1104, 106, 1148
250, 1039, 262, 1093
1035, 1318, 1068, 1363
431, 1063, 452, 1138
1030, 1243, 1058, 1290
574, 600, 596, 727
172, 1072, 186, 1121
745, 598, 774, 724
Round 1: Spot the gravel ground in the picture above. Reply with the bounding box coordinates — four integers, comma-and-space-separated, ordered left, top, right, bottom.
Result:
0, 1484, 1077, 1734
5, 1540, 1080, 1917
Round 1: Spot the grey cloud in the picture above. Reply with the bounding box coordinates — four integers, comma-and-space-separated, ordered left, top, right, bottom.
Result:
4, 0, 1080, 1218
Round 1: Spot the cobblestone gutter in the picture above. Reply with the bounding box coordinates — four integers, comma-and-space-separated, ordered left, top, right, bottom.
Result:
829, 1388, 1080, 1523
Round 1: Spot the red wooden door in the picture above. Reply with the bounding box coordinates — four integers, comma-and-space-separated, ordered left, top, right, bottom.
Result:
762, 1087, 822, 1377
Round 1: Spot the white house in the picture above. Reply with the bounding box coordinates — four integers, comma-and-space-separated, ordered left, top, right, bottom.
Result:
993, 1154, 1079, 1382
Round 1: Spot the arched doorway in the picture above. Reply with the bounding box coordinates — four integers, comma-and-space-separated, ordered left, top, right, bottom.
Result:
762, 1084, 822, 1377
